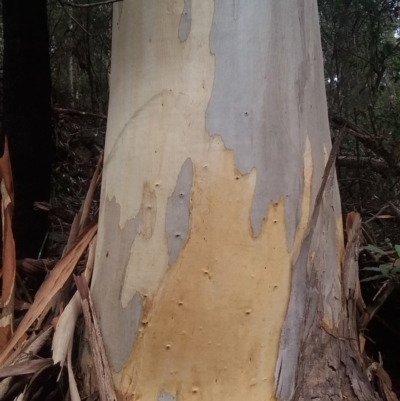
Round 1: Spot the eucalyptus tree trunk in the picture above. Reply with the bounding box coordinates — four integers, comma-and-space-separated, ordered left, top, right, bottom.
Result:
91, 1, 376, 400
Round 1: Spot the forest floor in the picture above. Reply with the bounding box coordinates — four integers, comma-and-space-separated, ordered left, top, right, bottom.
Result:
2, 114, 106, 401
4, 114, 400, 400
48, 112, 105, 257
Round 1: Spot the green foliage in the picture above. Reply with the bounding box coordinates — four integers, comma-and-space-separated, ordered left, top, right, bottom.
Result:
363, 244, 388, 254
361, 243, 400, 281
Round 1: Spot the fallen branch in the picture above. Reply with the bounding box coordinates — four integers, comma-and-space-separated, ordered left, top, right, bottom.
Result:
0, 138, 15, 351
336, 155, 398, 175
329, 115, 371, 140
358, 279, 397, 330
329, 114, 396, 169
57, 0, 91, 36
0, 358, 53, 379
60, 0, 122, 8
16, 258, 58, 276
53, 107, 107, 120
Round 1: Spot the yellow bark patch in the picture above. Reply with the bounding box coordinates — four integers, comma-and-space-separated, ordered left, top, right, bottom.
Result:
116, 140, 313, 401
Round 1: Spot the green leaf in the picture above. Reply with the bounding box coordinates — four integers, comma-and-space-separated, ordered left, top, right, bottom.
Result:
363, 244, 387, 254
379, 264, 393, 277
361, 267, 384, 272
361, 274, 386, 282
361, 264, 394, 278
395, 245, 400, 258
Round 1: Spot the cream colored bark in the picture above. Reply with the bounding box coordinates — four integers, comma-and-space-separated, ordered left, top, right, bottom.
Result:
90, 1, 374, 401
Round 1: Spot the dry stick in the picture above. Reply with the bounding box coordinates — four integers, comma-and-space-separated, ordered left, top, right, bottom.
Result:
61, 0, 122, 7
311, 126, 346, 223
75, 275, 117, 401
64, 208, 83, 256
358, 279, 397, 330
58, 0, 91, 36
53, 107, 107, 120
0, 138, 15, 346
52, 235, 97, 368
364, 205, 388, 224
0, 358, 53, 379
387, 201, 400, 225
0, 328, 53, 397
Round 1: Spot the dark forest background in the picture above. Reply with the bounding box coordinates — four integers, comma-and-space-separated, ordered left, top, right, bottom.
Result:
4, 0, 400, 256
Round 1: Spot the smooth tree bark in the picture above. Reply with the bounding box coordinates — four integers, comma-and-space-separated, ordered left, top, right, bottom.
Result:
2, 0, 54, 258
90, 1, 378, 400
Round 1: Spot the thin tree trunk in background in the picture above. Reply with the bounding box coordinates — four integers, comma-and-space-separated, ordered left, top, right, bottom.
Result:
86, 5, 96, 111
69, 54, 75, 106
2, 0, 54, 258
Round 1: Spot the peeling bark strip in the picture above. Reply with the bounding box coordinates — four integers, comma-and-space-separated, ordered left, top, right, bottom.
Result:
275, 132, 378, 401
75, 275, 117, 401
276, 211, 379, 401
0, 358, 53, 378
0, 139, 15, 353
339, 213, 379, 401
274, 129, 344, 399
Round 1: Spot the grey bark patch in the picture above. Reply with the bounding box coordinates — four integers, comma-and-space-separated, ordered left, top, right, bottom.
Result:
91, 198, 143, 371
274, 226, 314, 400
206, 1, 306, 243
157, 392, 177, 401
278, 207, 377, 401
166, 158, 193, 265
178, 0, 192, 42
205, 0, 328, 247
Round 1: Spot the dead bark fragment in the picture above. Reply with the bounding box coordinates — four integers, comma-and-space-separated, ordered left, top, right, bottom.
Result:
276, 194, 379, 399
0, 221, 97, 366
0, 139, 16, 353
75, 275, 116, 401
0, 358, 52, 378
293, 213, 378, 401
